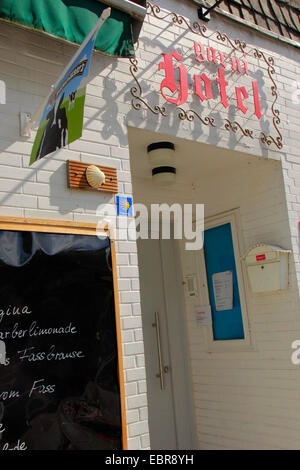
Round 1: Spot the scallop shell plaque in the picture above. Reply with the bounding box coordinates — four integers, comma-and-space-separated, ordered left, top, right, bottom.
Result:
86, 165, 106, 189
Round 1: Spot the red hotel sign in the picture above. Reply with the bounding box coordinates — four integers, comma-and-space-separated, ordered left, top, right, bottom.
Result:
130, 2, 283, 149
159, 44, 262, 120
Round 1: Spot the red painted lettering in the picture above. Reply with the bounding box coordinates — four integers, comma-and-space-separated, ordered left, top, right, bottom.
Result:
194, 42, 206, 63
158, 46, 264, 119
230, 56, 242, 74
252, 80, 262, 119
194, 73, 213, 102
242, 54, 249, 75
207, 47, 217, 64
158, 50, 188, 106
216, 67, 229, 108
218, 51, 227, 68
236, 86, 248, 114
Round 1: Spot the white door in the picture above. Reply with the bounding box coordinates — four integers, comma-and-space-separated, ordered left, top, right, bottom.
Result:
137, 238, 196, 450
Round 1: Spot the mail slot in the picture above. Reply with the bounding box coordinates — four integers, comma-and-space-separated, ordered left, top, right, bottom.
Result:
241, 244, 291, 293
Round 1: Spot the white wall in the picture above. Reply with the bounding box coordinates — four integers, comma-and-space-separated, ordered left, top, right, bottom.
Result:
180, 158, 300, 449
0, 19, 149, 449
128, 2, 300, 447
132, 141, 300, 449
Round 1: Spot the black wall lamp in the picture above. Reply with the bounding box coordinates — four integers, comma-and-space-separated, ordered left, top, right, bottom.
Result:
190, 0, 224, 22
147, 142, 176, 185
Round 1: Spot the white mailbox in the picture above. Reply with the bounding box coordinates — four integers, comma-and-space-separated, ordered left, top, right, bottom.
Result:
241, 244, 291, 293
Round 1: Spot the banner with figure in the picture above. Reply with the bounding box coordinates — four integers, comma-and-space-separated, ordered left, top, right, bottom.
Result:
30, 8, 111, 165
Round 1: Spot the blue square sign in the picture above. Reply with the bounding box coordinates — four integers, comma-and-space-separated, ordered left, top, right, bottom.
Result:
116, 196, 133, 216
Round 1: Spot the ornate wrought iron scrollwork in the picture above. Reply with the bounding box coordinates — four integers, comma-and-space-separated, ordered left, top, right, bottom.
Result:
177, 108, 216, 127
146, 2, 207, 38
224, 119, 253, 138
129, 58, 167, 116
253, 49, 283, 149
216, 32, 246, 54
260, 132, 283, 149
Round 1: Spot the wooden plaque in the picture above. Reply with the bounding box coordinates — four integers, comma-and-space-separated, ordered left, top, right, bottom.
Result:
67, 160, 118, 193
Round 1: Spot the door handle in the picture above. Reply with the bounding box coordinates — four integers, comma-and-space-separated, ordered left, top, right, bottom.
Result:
152, 311, 165, 390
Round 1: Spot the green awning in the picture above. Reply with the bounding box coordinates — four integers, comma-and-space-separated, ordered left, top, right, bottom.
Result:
0, 0, 135, 57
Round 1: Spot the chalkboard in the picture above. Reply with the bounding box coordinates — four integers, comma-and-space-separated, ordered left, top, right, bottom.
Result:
0, 229, 122, 450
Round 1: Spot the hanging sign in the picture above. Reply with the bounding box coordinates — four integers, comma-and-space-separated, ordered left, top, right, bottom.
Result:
29, 8, 111, 165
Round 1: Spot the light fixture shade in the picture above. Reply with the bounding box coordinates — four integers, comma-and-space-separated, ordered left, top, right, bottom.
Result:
152, 166, 176, 185
152, 172, 176, 185
147, 142, 176, 185
86, 165, 106, 188
147, 142, 175, 167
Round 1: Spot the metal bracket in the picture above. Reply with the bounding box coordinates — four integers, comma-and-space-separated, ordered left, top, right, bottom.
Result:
197, 0, 224, 22
19, 112, 32, 138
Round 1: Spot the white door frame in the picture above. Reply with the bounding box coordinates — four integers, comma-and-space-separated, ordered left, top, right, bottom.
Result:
160, 238, 198, 449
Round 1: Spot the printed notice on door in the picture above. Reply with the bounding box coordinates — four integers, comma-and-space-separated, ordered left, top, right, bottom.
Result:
212, 270, 233, 311
195, 305, 212, 325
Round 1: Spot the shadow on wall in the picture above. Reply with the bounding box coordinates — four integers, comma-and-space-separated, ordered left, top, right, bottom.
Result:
0, 13, 286, 161
124, 34, 224, 148
48, 165, 115, 216
0, 28, 126, 215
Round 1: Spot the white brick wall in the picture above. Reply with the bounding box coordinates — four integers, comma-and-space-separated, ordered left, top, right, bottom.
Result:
180, 160, 300, 450
132, 150, 300, 449
130, 0, 300, 450
0, 17, 149, 450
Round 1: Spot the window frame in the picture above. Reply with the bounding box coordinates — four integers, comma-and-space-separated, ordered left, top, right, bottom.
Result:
196, 209, 254, 353
0, 215, 128, 449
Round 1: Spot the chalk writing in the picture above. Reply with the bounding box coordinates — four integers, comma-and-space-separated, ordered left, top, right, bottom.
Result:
0, 306, 31, 324
17, 345, 85, 363
0, 390, 20, 401
29, 379, 55, 397
2, 440, 27, 450
29, 321, 77, 337
0, 331, 10, 340
0, 321, 78, 341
